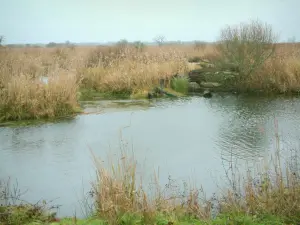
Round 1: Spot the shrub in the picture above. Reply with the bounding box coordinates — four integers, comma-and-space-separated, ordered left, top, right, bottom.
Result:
133, 41, 146, 52
194, 41, 207, 52
171, 76, 190, 94
0, 36, 4, 46
216, 20, 278, 81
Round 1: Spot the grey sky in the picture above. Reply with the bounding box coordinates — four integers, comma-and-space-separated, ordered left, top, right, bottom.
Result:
0, 0, 299, 44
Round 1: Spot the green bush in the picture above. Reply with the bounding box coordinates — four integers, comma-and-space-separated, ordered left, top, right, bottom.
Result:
216, 19, 277, 80
171, 76, 190, 94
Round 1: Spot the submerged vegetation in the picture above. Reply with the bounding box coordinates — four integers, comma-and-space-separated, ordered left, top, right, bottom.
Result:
1, 19, 300, 123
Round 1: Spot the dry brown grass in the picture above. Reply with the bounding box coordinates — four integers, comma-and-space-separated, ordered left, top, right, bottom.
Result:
90, 148, 211, 225
199, 42, 300, 93
221, 122, 300, 223
0, 48, 81, 121
1, 40, 300, 121
89, 122, 300, 224
253, 44, 300, 92
78, 45, 194, 93
0, 72, 80, 121
236, 44, 300, 93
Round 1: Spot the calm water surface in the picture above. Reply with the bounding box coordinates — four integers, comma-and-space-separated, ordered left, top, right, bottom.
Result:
1, 94, 300, 217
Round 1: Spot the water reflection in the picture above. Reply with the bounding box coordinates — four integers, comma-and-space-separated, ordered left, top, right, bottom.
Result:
206, 95, 300, 160
1, 95, 300, 217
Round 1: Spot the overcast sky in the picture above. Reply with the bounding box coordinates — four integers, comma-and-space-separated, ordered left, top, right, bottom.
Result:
0, 0, 299, 44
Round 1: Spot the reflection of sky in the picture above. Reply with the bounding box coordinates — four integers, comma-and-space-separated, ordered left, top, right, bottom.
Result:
1, 95, 300, 217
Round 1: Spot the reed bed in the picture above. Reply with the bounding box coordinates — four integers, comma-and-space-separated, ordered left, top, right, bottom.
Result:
1, 33, 300, 122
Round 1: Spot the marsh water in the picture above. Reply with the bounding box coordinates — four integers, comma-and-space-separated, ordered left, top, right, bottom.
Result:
1, 94, 300, 217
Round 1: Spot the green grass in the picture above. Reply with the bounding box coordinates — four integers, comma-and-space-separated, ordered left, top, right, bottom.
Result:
78, 88, 132, 101
13, 213, 290, 225
1, 208, 289, 225
170, 76, 190, 94
0, 114, 79, 127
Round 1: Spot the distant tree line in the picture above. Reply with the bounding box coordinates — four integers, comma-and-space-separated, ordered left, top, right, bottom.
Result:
46, 41, 75, 48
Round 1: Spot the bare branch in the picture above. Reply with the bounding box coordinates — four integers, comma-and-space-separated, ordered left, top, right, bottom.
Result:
216, 19, 278, 80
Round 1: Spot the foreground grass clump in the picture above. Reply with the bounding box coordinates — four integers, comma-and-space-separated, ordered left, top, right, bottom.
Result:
1, 136, 299, 225
0, 178, 58, 225
0, 204, 57, 225
89, 137, 300, 225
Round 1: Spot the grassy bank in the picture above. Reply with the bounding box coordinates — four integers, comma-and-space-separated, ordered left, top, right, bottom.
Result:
0, 43, 190, 122
1, 19, 300, 122
1, 155, 299, 225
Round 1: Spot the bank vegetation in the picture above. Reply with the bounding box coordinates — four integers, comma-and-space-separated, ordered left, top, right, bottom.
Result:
1, 19, 300, 122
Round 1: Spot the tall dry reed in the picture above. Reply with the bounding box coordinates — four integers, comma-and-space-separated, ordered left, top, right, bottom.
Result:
79, 46, 190, 94
1, 37, 300, 121
90, 121, 300, 224
90, 147, 211, 225
220, 119, 300, 223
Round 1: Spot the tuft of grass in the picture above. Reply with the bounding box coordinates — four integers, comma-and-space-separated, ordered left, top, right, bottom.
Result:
170, 76, 190, 94
90, 147, 212, 225
0, 178, 60, 225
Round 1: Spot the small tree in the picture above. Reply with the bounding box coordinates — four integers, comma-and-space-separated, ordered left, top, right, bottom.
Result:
46, 42, 57, 48
153, 35, 165, 47
216, 19, 277, 79
0, 36, 4, 46
133, 41, 145, 52
117, 39, 129, 49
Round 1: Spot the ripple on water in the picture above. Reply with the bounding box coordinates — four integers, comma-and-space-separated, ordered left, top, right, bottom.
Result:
1, 95, 300, 217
